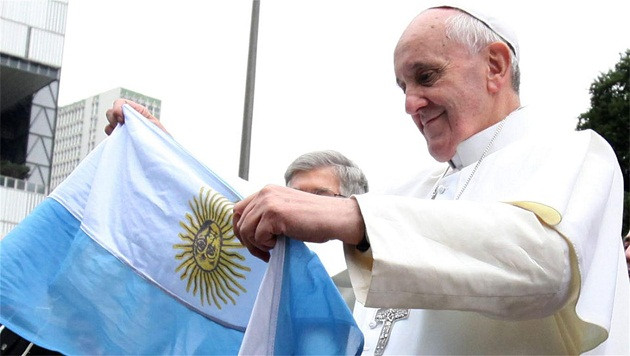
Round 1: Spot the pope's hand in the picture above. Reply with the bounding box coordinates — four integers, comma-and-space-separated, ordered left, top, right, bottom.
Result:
233, 185, 365, 262
104, 98, 167, 135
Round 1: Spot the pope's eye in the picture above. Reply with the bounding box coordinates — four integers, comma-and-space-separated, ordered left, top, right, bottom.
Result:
417, 70, 438, 86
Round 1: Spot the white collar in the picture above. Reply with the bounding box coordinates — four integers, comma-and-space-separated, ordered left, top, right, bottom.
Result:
449, 107, 528, 170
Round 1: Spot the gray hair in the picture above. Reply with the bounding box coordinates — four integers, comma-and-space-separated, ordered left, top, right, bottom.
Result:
445, 12, 521, 94
284, 150, 369, 196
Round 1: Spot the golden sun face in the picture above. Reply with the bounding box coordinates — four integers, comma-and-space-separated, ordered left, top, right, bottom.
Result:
174, 187, 250, 309
193, 220, 223, 271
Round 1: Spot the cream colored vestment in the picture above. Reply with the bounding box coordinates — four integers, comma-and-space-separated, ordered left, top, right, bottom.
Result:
347, 108, 629, 354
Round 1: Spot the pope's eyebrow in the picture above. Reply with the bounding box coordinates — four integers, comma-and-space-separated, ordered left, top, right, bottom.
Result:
411, 61, 449, 76
409, 62, 438, 72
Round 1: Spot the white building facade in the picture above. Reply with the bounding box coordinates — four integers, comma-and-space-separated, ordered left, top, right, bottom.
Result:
0, 0, 68, 237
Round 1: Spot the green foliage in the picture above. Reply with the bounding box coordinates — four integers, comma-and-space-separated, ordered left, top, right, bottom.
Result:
577, 49, 629, 235
0, 160, 30, 180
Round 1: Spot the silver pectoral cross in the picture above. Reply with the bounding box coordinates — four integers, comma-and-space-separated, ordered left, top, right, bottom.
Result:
369, 308, 409, 356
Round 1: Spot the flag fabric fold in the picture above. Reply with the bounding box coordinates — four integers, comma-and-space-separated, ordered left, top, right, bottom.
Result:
0, 105, 363, 355
240, 236, 364, 355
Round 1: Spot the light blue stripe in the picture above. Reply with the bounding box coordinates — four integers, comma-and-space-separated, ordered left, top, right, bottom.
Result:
274, 238, 364, 355
0, 198, 243, 355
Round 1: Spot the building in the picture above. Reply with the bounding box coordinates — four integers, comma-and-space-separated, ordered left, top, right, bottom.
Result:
0, 0, 68, 237
50, 87, 161, 190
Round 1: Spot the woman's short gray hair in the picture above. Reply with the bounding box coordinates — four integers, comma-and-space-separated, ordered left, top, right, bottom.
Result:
284, 150, 369, 196
445, 12, 521, 93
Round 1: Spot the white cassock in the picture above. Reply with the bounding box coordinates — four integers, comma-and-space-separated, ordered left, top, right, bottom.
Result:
346, 107, 629, 354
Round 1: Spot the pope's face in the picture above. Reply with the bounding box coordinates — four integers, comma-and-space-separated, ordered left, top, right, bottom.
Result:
394, 9, 495, 162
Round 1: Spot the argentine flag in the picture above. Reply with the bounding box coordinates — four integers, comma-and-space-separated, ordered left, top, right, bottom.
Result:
0, 105, 363, 354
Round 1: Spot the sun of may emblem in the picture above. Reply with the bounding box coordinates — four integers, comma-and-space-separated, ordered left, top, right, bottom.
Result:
174, 187, 250, 309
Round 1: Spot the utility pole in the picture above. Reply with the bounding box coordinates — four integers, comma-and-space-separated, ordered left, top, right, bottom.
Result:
238, 0, 260, 180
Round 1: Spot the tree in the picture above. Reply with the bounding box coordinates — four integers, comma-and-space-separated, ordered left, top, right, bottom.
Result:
0, 160, 30, 180
577, 49, 629, 235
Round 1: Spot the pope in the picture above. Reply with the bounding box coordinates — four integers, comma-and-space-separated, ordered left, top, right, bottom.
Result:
232, 2, 629, 354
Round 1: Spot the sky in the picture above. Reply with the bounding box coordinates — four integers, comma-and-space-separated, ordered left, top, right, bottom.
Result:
57, 0, 630, 275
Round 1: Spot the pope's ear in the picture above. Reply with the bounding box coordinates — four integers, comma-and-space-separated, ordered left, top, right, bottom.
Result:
486, 41, 511, 93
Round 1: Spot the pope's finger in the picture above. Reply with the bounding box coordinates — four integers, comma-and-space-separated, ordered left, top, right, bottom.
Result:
237, 226, 270, 263
253, 220, 278, 252
233, 193, 260, 234
105, 108, 120, 126
232, 211, 242, 241
233, 192, 257, 216
249, 247, 270, 263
